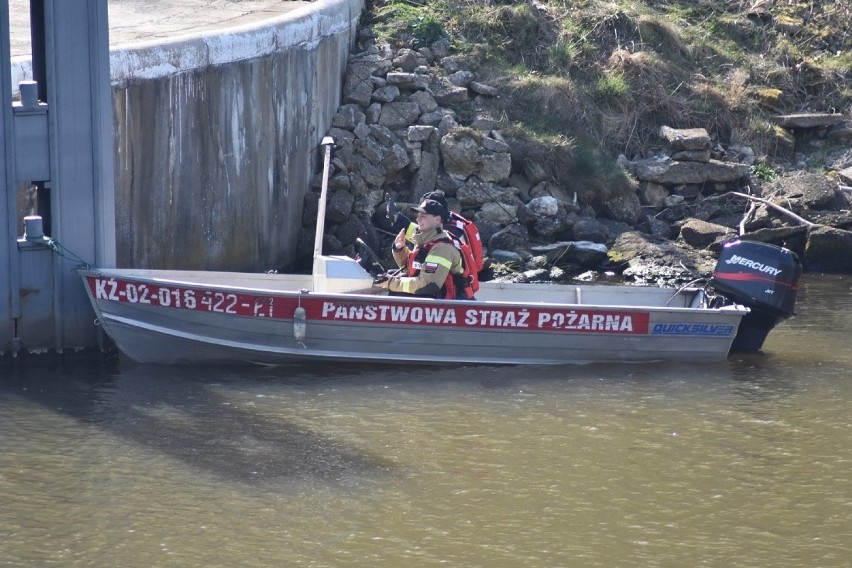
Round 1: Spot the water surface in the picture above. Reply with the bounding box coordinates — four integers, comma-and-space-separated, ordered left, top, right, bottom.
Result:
1, 275, 850, 566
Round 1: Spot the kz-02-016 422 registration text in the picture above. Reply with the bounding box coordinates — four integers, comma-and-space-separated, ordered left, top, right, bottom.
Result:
88, 277, 653, 334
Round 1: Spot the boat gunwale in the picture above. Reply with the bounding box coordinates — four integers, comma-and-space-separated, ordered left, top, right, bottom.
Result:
79, 269, 749, 316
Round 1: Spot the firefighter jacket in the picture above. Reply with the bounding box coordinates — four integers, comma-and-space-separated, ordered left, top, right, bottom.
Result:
388, 227, 463, 297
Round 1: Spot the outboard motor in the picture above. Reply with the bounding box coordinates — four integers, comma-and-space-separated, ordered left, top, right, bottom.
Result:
710, 239, 802, 352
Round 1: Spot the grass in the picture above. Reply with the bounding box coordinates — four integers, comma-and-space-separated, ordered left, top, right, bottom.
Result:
373, 0, 448, 45
595, 73, 630, 101
366, 0, 852, 182
753, 163, 779, 182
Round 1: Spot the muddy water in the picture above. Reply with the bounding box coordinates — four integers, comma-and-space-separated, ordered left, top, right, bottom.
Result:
1, 275, 850, 567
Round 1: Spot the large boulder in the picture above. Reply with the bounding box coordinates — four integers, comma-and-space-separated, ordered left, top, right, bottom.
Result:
531, 241, 608, 267
332, 104, 366, 130
679, 218, 736, 249
476, 202, 518, 227
438, 127, 512, 182
572, 217, 610, 244
381, 144, 411, 176
658, 126, 712, 152
478, 151, 512, 183
343, 55, 388, 106
410, 151, 440, 198
601, 190, 642, 225
379, 102, 421, 129
385, 72, 429, 91
456, 177, 519, 207
440, 129, 480, 179
488, 224, 530, 255
392, 48, 426, 71
432, 78, 469, 105
633, 156, 751, 184
639, 182, 669, 208
326, 189, 355, 223
610, 231, 713, 286
804, 225, 852, 272
764, 172, 840, 211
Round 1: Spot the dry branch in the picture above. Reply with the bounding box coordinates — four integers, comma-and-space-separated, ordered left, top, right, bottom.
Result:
730, 191, 816, 228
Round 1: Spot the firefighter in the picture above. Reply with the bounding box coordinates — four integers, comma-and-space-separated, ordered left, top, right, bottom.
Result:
386, 190, 484, 273
375, 199, 464, 298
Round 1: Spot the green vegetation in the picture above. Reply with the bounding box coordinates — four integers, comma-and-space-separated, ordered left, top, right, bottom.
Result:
367, 0, 851, 192
752, 163, 779, 182
373, 0, 447, 44
595, 73, 629, 101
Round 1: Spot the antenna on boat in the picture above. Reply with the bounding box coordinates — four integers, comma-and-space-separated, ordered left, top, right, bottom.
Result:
313, 136, 335, 265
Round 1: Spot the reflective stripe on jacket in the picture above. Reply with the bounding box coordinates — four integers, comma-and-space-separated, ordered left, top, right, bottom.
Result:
389, 228, 462, 297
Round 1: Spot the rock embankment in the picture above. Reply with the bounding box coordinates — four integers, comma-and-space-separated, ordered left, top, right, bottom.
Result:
297, 30, 852, 285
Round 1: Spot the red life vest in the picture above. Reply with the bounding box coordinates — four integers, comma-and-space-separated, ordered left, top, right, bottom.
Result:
446, 212, 484, 273
406, 235, 476, 300
447, 233, 479, 295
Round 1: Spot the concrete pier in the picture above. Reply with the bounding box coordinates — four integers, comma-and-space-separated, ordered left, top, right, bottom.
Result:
12, 0, 363, 270
3, 0, 364, 355
8, 1, 313, 58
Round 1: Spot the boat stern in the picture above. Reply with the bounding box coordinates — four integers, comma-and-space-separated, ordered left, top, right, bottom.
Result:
710, 239, 802, 352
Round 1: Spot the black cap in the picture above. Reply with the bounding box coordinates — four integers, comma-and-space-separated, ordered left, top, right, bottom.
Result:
410, 199, 448, 219
422, 191, 450, 221
423, 190, 447, 208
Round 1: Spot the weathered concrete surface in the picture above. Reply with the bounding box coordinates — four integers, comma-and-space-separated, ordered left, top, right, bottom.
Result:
113, 0, 360, 270
8, 1, 314, 58
11, 0, 364, 271
113, 2, 363, 270
113, 0, 363, 270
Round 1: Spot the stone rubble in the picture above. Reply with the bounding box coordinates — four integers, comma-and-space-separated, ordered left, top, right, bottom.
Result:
298, 32, 852, 284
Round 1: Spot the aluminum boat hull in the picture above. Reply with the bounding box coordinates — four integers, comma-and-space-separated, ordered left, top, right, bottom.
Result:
79, 262, 747, 366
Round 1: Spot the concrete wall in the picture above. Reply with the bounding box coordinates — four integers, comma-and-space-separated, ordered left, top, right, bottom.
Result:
109, 0, 363, 271
3, 0, 116, 357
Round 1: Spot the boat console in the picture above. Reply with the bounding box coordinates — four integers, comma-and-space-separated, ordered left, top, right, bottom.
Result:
312, 255, 377, 294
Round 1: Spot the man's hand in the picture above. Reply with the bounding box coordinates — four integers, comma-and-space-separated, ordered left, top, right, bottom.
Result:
393, 228, 407, 252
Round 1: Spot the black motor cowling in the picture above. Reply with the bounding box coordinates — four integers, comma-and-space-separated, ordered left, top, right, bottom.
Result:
711, 239, 802, 352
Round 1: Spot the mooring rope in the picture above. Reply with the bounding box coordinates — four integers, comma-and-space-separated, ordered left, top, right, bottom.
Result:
42, 237, 91, 270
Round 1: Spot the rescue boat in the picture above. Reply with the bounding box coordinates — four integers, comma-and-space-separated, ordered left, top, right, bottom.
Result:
78, 237, 801, 365
78, 138, 801, 365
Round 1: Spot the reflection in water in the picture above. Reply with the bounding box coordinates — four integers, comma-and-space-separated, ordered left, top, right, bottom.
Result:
726, 352, 802, 404
4, 361, 395, 486
102, 368, 397, 486
0, 275, 850, 566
